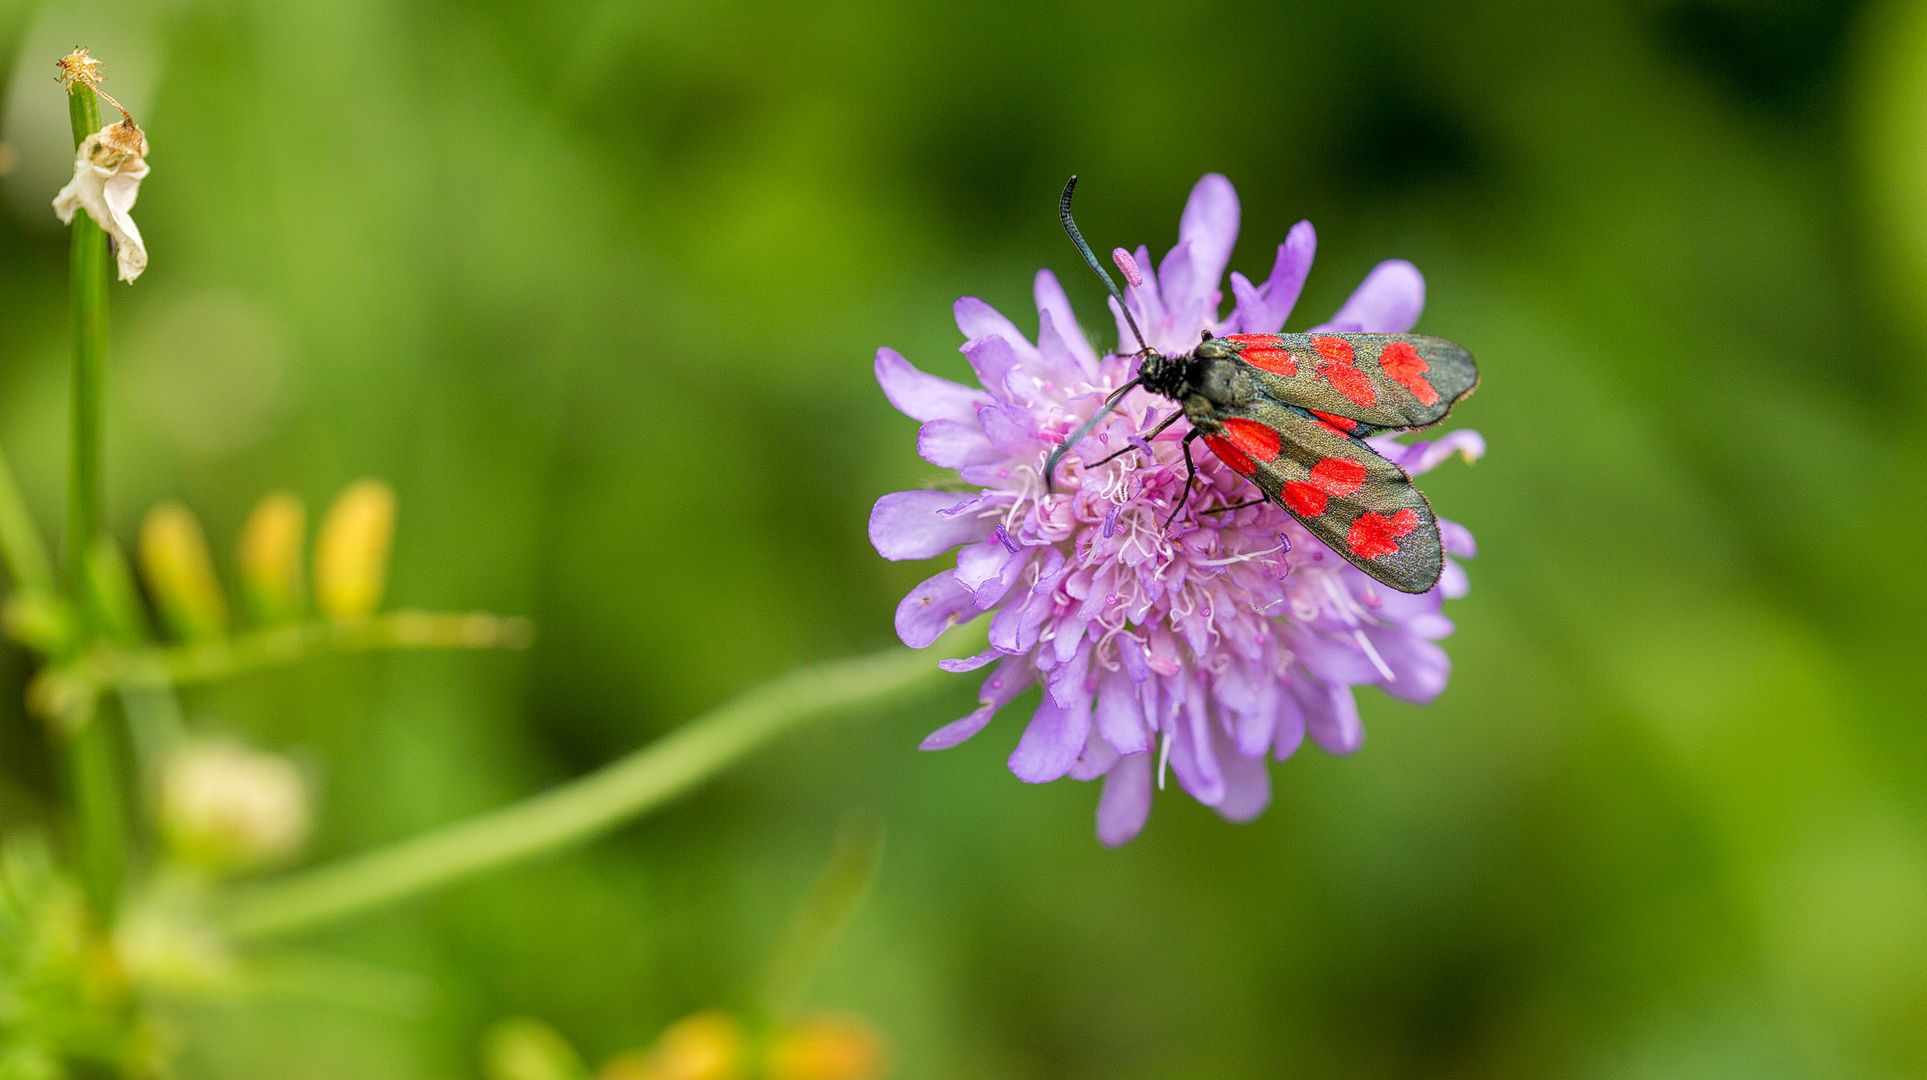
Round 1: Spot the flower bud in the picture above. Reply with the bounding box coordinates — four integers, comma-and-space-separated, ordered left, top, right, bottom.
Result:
766, 1015, 888, 1080
140, 502, 229, 641
238, 492, 305, 626
481, 1017, 589, 1080
160, 741, 308, 872
600, 1012, 744, 1080
315, 479, 396, 622
1, 592, 80, 656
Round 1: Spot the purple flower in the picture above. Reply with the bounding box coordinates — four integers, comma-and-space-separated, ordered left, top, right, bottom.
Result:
870, 175, 1482, 846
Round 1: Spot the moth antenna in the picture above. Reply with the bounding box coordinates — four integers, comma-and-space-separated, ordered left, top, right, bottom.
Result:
1043, 377, 1141, 494
1060, 176, 1150, 356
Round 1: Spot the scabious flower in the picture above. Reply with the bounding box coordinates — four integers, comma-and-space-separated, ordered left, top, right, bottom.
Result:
869, 175, 1483, 845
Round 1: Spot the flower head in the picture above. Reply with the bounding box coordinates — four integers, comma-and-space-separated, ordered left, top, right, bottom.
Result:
869, 175, 1483, 845
160, 740, 309, 871
54, 47, 104, 91
53, 122, 150, 283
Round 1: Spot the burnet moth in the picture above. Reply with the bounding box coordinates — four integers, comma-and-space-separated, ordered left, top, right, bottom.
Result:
1046, 177, 1479, 595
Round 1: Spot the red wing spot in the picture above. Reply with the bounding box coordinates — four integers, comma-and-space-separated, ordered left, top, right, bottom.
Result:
1378, 341, 1439, 406
1225, 334, 1285, 348
1281, 456, 1367, 519
1283, 482, 1327, 517
1311, 410, 1357, 433
1219, 417, 1282, 462
1203, 434, 1257, 476
1318, 361, 1378, 407
1309, 456, 1366, 497
1348, 508, 1420, 559
1310, 336, 1355, 362
1241, 347, 1297, 376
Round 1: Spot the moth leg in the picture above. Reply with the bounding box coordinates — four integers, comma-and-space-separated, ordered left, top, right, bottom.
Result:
1199, 497, 1266, 516
1088, 409, 1185, 469
1161, 430, 1202, 531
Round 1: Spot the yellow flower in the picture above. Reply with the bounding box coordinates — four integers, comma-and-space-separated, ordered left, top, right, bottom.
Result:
765, 1014, 888, 1080
315, 479, 397, 621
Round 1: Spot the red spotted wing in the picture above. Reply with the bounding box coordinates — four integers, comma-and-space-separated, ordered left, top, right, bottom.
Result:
1219, 332, 1477, 437
1200, 400, 1444, 593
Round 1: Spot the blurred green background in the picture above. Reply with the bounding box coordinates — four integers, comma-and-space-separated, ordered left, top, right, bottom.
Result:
6, 0, 1927, 1076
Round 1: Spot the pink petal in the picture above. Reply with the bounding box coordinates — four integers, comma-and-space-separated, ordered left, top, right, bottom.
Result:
919, 705, 996, 750
875, 347, 987, 423
962, 335, 1021, 396
1406, 430, 1486, 475
1097, 752, 1154, 847
1231, 220, 1317, 334
920, 655, 1034, 749
1095, 669, 1151, 754
1317, 259, 1425, 333
1273, 692, 1306, 761
1009, 692, 1091, 783
917, 419, 1001, 468
954, 297, 1038, 361
1213, 726, 1272, 824
1034, 269, 1099, 370
1296, 678, 1363, 755
894, 569, 976, 649
1068, 723, 1121, 781
1177, 174, 1240, 309
869, 491, 994, 561
1439, 518, 1477, 558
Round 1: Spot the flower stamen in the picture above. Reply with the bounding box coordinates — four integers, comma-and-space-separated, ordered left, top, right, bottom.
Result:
1352, 629, 1396, 683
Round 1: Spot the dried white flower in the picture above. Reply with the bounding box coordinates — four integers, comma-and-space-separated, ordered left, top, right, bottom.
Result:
160, 740, 309, 872
53, 121, 149, 282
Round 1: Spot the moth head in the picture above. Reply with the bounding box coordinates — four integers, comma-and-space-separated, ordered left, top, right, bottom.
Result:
1137, 352, 1186, 399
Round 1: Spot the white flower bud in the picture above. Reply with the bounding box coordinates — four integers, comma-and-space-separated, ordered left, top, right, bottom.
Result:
160, 741, 309, 872
52, 121, 149, 282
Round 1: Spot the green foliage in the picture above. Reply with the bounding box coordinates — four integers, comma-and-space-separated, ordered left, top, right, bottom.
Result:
0, 836, 156, 1080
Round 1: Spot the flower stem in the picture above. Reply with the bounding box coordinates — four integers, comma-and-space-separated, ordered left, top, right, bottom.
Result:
215, 627, 986, 940
66, 83, 106, 593
62, 76, 128, 925
751, 810, 884, 1022
33, 610, 533, 715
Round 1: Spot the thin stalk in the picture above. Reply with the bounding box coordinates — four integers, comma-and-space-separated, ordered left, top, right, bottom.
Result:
751, 811, 884, 1023
66, 84, 106, 592
61, 77, 127, 925
216, 626, 986, 940
30, 611, 533, 721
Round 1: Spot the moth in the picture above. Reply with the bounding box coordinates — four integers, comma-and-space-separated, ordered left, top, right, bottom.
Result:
1047, 177, 1479, 595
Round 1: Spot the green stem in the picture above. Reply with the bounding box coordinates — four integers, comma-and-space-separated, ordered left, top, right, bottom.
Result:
59, 699, 125, 922
752, 811, 884, 1022
216, 627, 985, 940
31, 611, 533, 721
61, 78, 127, 926
66, 84, 105, 595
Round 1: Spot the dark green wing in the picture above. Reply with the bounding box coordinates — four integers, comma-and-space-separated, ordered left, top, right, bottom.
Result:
1200, 401, 1444, 593
1219, 332, 1477, 435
